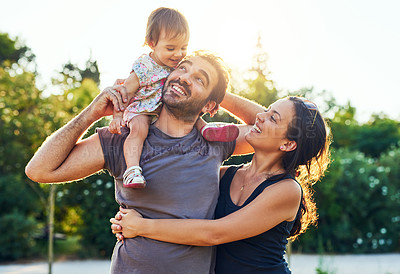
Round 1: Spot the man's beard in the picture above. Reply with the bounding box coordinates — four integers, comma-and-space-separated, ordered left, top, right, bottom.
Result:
162, 79, 210, 122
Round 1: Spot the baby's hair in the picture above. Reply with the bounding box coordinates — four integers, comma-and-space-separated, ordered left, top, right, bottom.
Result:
145, 7, 189, 47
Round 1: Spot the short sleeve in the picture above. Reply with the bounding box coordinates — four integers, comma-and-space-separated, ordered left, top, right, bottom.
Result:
211, 139, 236, 163
222, 139, 236, 161
96, 126, 129, 178
131, 54, 154, 86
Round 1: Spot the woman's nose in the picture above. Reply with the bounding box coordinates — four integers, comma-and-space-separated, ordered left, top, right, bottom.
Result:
256, 112, 265, 121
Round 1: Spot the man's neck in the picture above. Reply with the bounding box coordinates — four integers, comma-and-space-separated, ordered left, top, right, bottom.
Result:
154, 107, 198, 137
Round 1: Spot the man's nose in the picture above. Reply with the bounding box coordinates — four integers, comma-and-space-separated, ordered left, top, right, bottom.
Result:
178, 73, 191, 85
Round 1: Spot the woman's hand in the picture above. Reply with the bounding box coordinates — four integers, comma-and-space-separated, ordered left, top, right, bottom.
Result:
110, 207, 144, 241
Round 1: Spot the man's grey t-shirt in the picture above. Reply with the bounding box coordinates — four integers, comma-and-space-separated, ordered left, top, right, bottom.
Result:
97, 125, 235, 274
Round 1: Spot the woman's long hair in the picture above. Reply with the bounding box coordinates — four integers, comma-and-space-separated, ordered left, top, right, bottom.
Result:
282, 96, 332, 240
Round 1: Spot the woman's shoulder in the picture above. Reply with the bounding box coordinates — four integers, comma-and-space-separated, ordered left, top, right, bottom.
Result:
220, 164, 244, 180
262, 177, 302, 203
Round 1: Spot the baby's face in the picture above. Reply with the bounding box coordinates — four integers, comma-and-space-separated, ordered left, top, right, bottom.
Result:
150, 30, 189, 68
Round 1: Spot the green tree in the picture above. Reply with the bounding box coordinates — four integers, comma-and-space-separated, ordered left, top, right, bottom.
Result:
0, 32, 36, 71
0, 58, 48, 261
329, 102, 359, 148
52, 55, 100, 90
329, 103, 400, 158
47, 76, 116, 257
0, 32, 115, 260
354, 115, 400, 158
45, 58, 115, 257
285, 87, 339, 116
240, 34, 278, 107
293, 148, 400, 253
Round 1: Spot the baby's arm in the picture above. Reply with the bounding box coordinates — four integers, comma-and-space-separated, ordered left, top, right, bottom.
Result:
109, 73, 140, 134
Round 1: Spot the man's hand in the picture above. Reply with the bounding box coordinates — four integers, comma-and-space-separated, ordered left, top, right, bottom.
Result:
89, 85, 129, 121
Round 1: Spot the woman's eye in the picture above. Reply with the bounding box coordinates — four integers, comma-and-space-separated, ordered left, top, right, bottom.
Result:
270, 115, 276, 123
167, 48, 174, 51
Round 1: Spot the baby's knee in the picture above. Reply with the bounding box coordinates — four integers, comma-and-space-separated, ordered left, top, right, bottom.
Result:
128, 119, 149, 137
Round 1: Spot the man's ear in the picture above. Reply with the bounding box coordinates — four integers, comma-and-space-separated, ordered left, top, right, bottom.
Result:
201, 101, 218, 116
280, 141, 297, 152
209, 104, 219, 117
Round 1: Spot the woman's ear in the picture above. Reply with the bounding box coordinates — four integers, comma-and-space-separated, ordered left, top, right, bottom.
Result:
280, 141, 297, 152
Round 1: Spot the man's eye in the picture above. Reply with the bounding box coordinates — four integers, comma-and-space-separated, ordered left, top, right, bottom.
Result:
270, 115, 276, 123
167, 48, 174, 51
197, 78, 204, 84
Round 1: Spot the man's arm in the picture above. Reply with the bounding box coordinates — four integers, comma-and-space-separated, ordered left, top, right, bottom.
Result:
220, 92, 266, 155
25, 86, 127, 183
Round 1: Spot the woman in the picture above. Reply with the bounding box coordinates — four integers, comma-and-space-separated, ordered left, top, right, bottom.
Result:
110, 96, 331, 273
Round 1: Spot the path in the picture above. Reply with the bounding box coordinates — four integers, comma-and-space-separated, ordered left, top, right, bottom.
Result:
0, 254, 399, 274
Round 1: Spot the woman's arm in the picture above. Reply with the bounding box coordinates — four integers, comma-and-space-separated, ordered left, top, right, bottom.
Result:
220, 93, 267, 155
111, 179, 301, 246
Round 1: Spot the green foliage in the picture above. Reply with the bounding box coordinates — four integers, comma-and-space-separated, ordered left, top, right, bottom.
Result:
293, 148, 400, 253
330, 104, 400, 158
0, 174, 42, 217
286, 87, 339, 116
0, 211, 38, 261
240, 34, 278, 107
329, 102, 358, 148
0, 32, 36, 70
54, 175, 118, 258
0, 61, 53, 261
0, 68, 53, 174
52, 57, 100, 90
354, 115, 400, 158
0, 32, 116, 261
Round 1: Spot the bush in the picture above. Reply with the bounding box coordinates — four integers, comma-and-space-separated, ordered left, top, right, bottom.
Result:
0, 211, 39, 261
55, 173, 119, 258
293, 147, 400, 253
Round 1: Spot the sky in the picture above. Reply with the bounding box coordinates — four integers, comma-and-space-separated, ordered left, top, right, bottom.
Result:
1, 0, 400, 122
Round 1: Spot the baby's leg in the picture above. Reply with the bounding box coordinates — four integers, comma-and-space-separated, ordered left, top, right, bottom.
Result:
123, 115, 151, 188
195, 118, 239, 142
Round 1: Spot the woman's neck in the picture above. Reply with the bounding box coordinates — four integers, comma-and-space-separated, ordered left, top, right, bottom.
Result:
246, 151, 284, 179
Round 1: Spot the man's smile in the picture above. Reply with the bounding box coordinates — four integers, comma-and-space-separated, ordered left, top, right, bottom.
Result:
172, 84, 186, 96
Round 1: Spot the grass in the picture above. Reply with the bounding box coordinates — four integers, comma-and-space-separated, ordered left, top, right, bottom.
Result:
33, 235, 83, 261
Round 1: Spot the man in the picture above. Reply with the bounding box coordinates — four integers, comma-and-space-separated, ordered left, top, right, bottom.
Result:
26, 51, 265, 273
